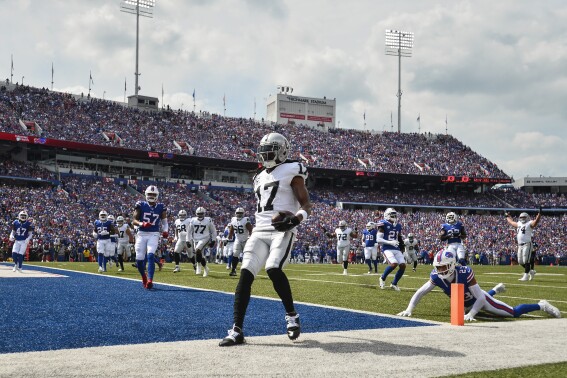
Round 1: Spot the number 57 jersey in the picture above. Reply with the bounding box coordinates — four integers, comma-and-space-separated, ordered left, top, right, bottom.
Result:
253, 161, 308, 231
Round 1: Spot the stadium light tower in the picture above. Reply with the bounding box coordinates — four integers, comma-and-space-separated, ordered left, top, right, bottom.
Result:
385, 29, 414, 133
120, 0, 155, 97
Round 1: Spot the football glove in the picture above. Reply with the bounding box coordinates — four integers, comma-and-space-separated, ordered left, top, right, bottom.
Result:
386, 240, 399, 247
397, 310, 412, 317
504, 212, 510, 218
186, 242, 192, 249
9, 236, 15, 242
464, 313, 477, 322
92, 231, 98, 239
273, 213, 301, 232
141, 222, 152, 229
99, 230, 109, 236
162, 231, 169, 239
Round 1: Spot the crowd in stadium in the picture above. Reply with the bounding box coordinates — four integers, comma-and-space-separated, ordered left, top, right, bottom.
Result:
1, 85, 509, 177
1, 174, 565, 266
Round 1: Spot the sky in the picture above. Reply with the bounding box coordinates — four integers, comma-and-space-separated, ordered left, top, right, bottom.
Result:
2, 0, 567, 180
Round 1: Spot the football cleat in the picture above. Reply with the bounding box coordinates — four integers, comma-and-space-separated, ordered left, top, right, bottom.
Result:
390, 284, 401, 292
173, 266, 180, 273
117, 268, 123, 272
529, 270, 536, 281
518, 273, 529, 281
196, 265, 201, 275
145, 279, 153, 289
229, 270, 237, 276
17, 267, 22, 272
285, 313, 301, 340
142, 274, 148, 288
12, 266, 17, 272
493, 283, 506, 294
539, 300, 561, 318
203, 266, 209, 277
342, 269, 348, 275
379, 277, 386, 289
219, 326, 245, 347
98, 267, 104, 273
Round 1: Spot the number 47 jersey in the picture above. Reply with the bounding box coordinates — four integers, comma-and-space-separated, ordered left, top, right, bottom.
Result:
253, 161, 308, 231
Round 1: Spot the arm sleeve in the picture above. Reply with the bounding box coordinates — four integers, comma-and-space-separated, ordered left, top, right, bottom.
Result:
161, 218, 169, 233
375, 231, 390, 244
406, 280, 436, 312
466, 284, 486, 317
210, 222, 217, 239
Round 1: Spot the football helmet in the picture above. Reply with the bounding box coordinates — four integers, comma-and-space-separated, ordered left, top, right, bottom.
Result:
196, 207, 206, 220
446, 212, 457, 224
18, 211, 28, 222
145, 185, 159, 204
99, 210, 108, 222
408, 233, 414, 241
366, 221, 375, 230
235, 207, 245, 219
107, 214, 115, 223
257, 132, 291, 169
518, 212, 530, 223
384, 208, 398, 224
178, 210, 187, 220
433, 250, 457, 280
339, 220, 347, 230
116, 216, 125, 226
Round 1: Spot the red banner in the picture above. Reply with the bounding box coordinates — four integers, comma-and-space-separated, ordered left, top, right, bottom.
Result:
280, 113, 305, 120
307, 115, 333, 122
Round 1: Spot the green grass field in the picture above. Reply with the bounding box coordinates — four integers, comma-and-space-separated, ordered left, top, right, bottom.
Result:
29, 260, 567, 323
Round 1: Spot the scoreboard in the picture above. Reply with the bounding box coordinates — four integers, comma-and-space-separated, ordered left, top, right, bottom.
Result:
266, 93, 336, 129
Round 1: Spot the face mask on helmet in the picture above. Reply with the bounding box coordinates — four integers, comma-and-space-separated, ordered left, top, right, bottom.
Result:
446, 212, 457, 224
116, 216, 124, 226
99, 211, 108, 222
366, 222, 375, 230
408, 233, 414, 242
145, 185, 159, 204
433, 250, 456, 280
257, 133, 290, 169
178, 210, 187, 220
339, 220, 347, 230
18, 211, 28, 222
196, 207, 206, 219
235, 207, 244, 219
108, 215, 115, 223
518, 212, 529, 223
384, 208, 398, 224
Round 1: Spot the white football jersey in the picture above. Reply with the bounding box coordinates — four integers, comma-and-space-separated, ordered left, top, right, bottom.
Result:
404, 238, 419, 252
175, 218, 192, 241
253, 161, 308, 231
117, 224, 132, 244
335, 227, 353, 247
516, 221, 534, 244
230, 216, 252, 242
190, 216, 217, 241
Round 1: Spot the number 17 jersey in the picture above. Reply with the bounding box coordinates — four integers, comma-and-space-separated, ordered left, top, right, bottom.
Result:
253, 161, 308, 231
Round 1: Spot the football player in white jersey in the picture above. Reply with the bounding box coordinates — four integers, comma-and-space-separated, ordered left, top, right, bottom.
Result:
173, 210, 193, 273
403, 233, 420, 272
324, 221, 358, 275
228, 207, 253, 276
115, 215, 134, 272
506, 207, 542, 281
215, 231, 224, 264
222, 224, 235, 270
220, 132, 312, 347
189, 207, 217, 277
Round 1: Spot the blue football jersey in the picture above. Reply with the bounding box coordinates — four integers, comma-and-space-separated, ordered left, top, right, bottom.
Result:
362, 229, 377, 247
12, 220, 34, 241
135, 201, 166, 233
224, 227, 235, 243
441, 222, 465, 244
430, 265, 476, 308
376, 219, 402, 251
94, 219, 114, 240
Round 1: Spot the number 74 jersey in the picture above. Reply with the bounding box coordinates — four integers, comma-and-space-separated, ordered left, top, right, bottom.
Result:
253, 161, 308, 231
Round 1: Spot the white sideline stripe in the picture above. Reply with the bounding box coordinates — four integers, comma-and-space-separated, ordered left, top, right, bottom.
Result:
22, 264, 439, 326
0, 264, 67, 278
483, 272, 565, 276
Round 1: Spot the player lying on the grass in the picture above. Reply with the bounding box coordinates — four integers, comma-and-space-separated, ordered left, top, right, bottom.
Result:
397, 250, 562, 321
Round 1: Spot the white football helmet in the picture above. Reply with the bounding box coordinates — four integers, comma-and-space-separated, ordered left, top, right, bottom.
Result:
257, 132, 291, 168
366, 221, 375, 230
18, 211, 28, 222
235, 207, 245, 219
446, 212, 457, 224
196, 207, 206, 220
178, 210, 187, 220
108, 214, 115, 223
433, 250, 457, 280
145, 185, 159, 204
408, 233, 414, 241
99, 210, 108, 222
339, 220, 347, 230
116, 216, 125, 226
384, 208, 398, 224
518, 212, 530, 223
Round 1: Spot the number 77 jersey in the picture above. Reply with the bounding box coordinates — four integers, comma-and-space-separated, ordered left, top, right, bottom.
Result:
253, 161, 308, 231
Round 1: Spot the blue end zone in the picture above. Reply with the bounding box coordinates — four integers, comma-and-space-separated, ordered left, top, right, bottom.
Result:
0, 265, 434, 353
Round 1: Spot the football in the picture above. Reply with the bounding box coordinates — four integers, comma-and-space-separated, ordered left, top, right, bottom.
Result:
271, 210, 294, 224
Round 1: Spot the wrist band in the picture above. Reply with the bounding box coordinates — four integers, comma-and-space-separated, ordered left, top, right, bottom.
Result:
295, 209, 308, 221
